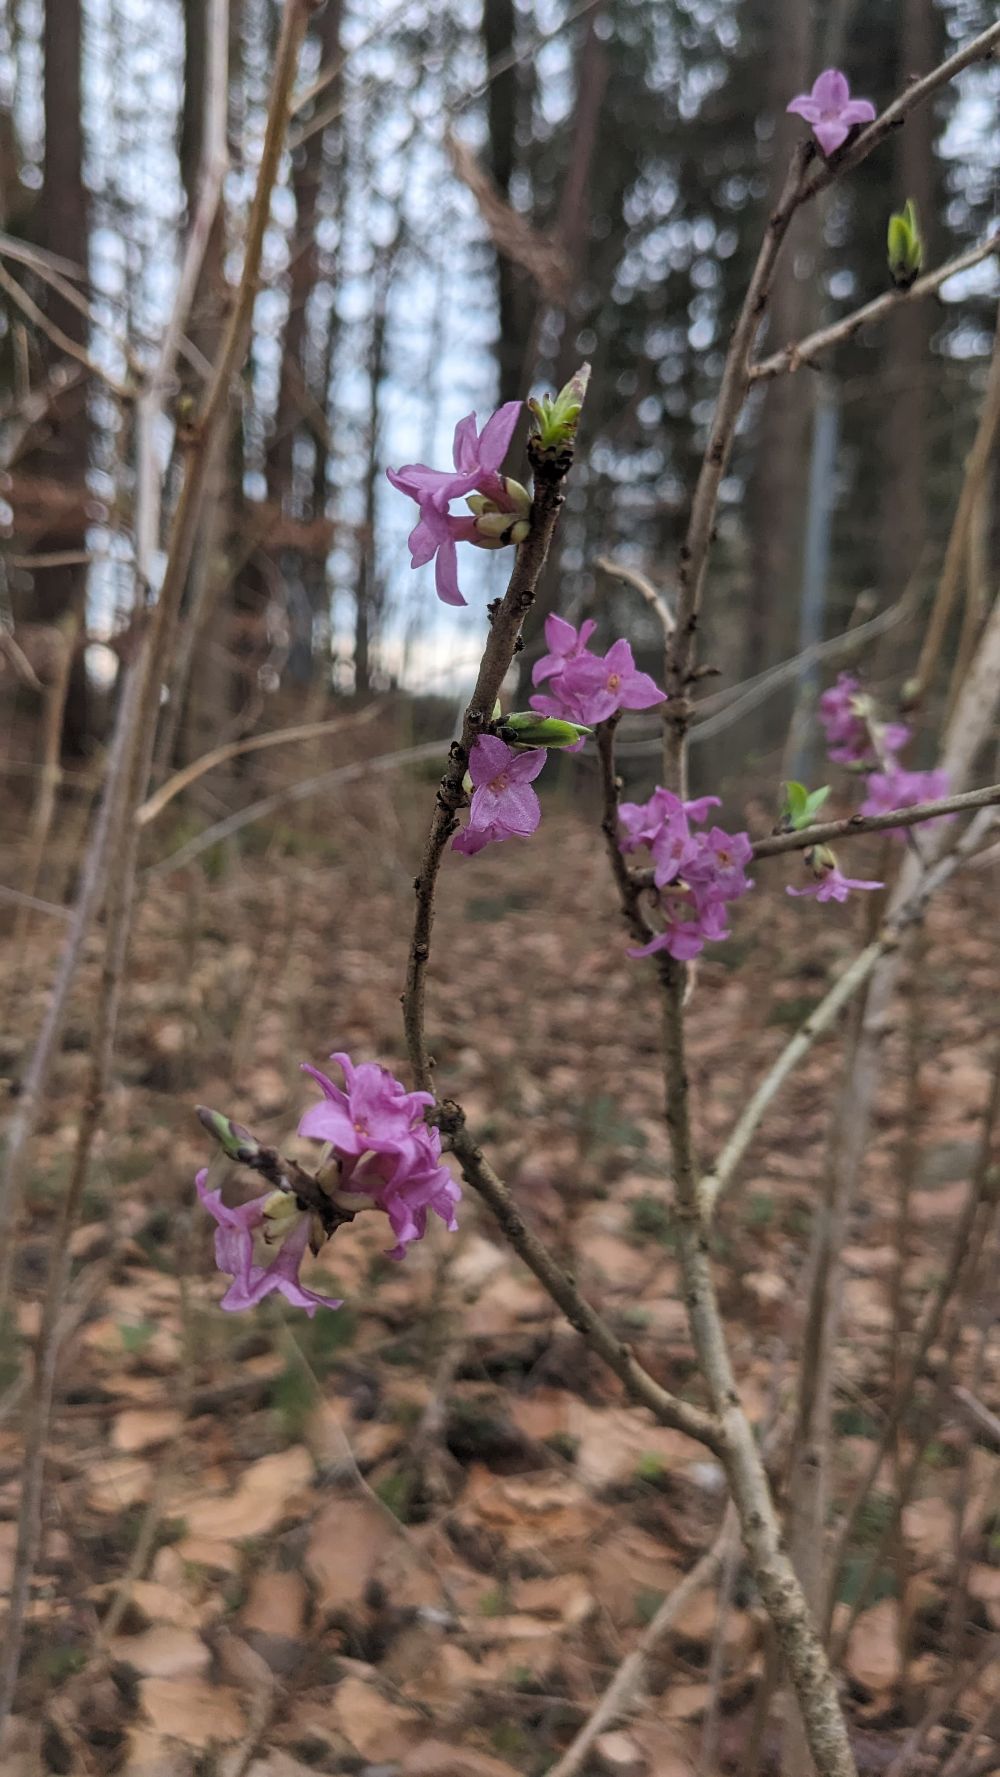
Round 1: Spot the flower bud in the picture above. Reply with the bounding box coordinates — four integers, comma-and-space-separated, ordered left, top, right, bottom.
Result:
803, 843, 838, 880
196, 1106, 259, 1163
465, 491, 531, 549
887, 200, 922, 290
499, 711, 593, 749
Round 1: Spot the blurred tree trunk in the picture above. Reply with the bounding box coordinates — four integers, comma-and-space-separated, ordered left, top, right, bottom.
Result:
744, 0, 818, 707
879, 0, 936, 606
171, 0, 232, 771
515, 9, 608, 698
355, 231, 400, 696
28, 0, 90, 754
268, 0, 343, 684
481, 0, 528, 407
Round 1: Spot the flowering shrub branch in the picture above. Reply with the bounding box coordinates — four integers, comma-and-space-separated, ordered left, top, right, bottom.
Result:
178, 22, 1000, 1777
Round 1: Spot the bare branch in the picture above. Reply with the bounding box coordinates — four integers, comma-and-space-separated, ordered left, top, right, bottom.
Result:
750, 233, 1000, 384
546, 1511, 737, 1777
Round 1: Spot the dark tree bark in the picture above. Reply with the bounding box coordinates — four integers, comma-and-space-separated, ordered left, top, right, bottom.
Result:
481, 0, 530, 407
744, 0, 818, 694
879, 0, 936, 604
28, 0, 90, 751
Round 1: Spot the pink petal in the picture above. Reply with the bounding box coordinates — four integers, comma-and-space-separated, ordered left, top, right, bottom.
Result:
787, 96, 821, 122
840, 98, 876, 126
469, 734, 513, 786
814, 118, 849, 155
509, 748, 547, 785
498, 781, 540, 834
532, 651, 563, 686
622, 667, 667, 710
812, 68, 850, 110
476, 400, 522, 471
544, 613, 577, 654
452, 412, 481, 472
434, 537, 466, 607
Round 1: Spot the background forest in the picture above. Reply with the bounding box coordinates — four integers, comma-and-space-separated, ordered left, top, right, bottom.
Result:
2, 3, 1000, 1776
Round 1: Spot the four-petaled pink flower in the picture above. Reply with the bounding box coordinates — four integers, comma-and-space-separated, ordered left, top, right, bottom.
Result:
787, 69, 876, 157
387, 403, 524, 606
452, 734, 547, 857
196, 1170, 344, 1317
531, 637, 666, 727
532, 614, 598, 686
787, 867, 883, 904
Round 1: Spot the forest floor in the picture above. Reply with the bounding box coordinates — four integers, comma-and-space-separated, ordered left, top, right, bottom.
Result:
1, 766, 999, 1777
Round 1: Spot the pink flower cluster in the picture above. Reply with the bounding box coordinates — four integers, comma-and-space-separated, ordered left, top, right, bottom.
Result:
198, 1054, 460, 1315
387, 404, 527, 607
817, 673, 909, 767
860, 764, 950, 823
618, 787, 753, 961
818, 673, 949, 837
531, 615, 665, 727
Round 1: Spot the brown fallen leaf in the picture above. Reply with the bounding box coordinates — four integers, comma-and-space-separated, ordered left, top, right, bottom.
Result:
306, 1494, 395, 1613
331, 1672, 423, 1759
595, 1730, 648, 1776
845, 1599, 902, 1695
181, 1445, 314, 1540
240, 1566, 308, 1641
402, 1738, 523, 1776
109, 1626, 211, 1678
112, 1409, 184, 1453
118, 1579, 206, 1631
902, 1495, 953, 1565
139, 1676, 246, 1747
86, 1455, 154, 1513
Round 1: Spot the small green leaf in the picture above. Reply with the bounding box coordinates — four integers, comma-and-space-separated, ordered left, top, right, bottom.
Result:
802, 784, 832, 822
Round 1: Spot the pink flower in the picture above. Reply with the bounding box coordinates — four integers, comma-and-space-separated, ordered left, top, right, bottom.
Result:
452, 734, 546, 856
686, 826, 754, 902
787, 868, 883, 904
531, 638, 666, 726
619, 788, 720, 852
787, 69, 876, 157
629, 889, 730, 962
196, 1171, 343, 1317
532, 614, 598, 686
860, 765, 950, 833
299, 1052, 433, 1168
387, 403, 523, 606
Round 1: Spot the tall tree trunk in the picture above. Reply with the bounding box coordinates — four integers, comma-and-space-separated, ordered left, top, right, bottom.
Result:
172, 0, 232, 771
744, 0, 818, 709
879, 0, 936, 606
30, 0, 90, 753
481, 0, 526, 407
515, 10, 608, 697
267, 0, 343, 684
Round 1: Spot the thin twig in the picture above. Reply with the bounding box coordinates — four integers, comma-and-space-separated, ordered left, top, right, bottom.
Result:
750, 233, 1000, 383
136, 701, 384, 825
594, 554, 675, 635
0, 260, 134, 401
907, 297, 1000, 709
402, 441, 570, 1093
546, 1511, 737, 1777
